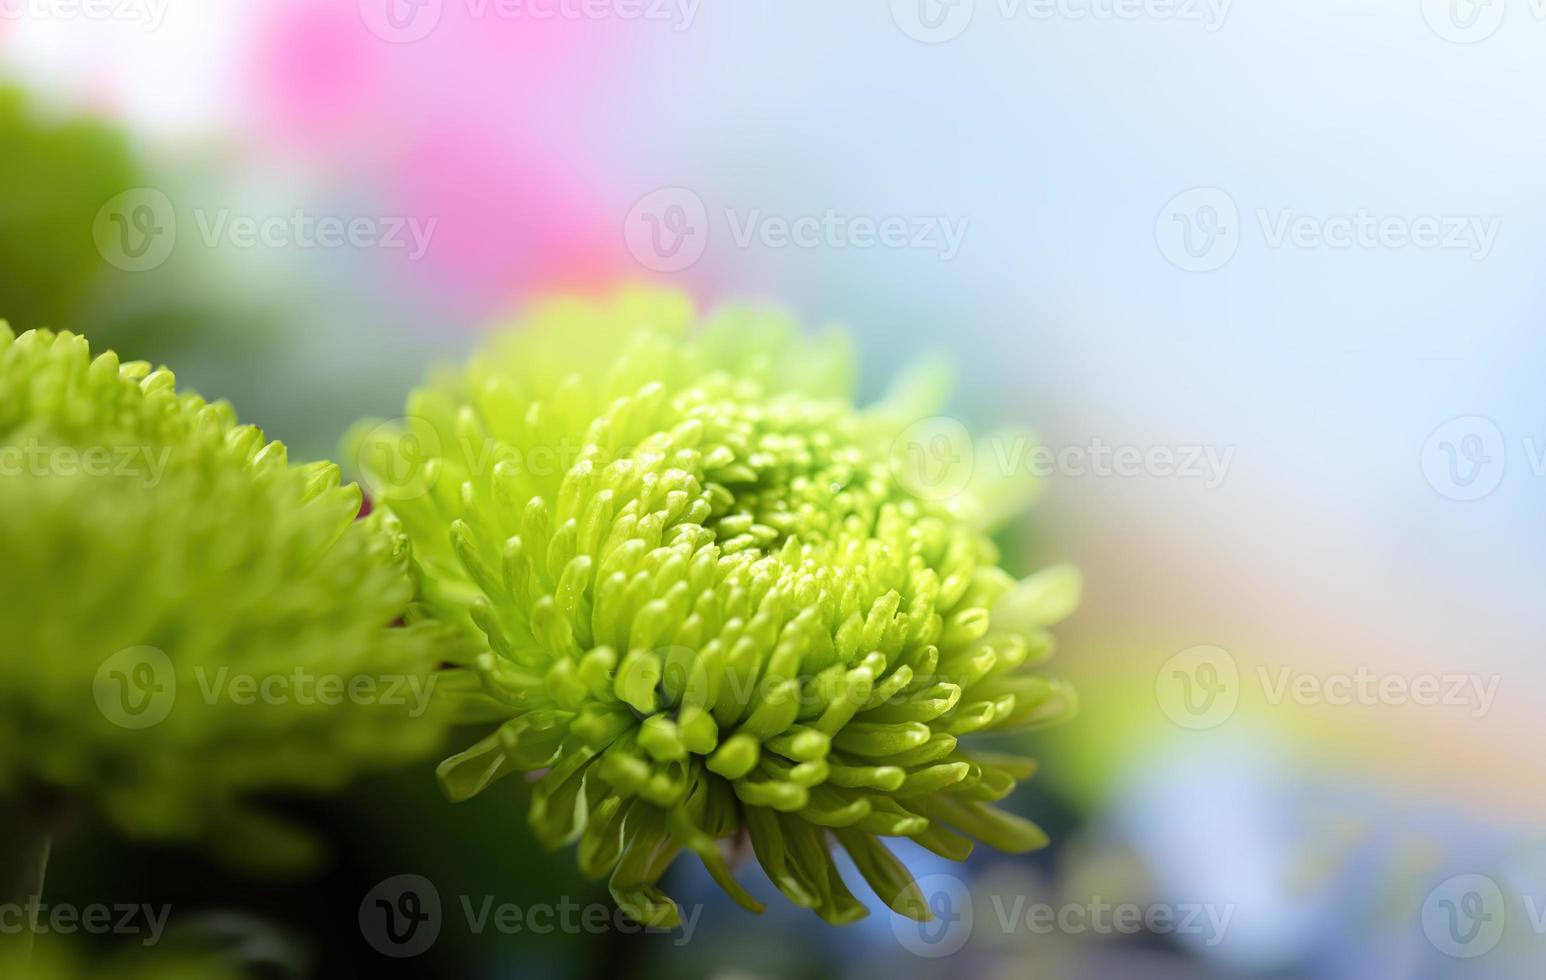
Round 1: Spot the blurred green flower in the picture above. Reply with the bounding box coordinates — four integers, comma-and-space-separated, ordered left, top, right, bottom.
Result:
0, 326, 452, 870
356, 291, 1078, 925
0, 87, 140, 335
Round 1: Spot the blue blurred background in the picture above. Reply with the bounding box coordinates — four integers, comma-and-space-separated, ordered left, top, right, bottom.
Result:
3, 1, 1544, 976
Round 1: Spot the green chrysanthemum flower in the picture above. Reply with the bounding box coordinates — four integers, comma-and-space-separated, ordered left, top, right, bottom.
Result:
357, 291, 1078, 925
0, 325, 450, 867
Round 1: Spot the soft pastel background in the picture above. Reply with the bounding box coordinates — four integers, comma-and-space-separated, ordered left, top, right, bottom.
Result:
3, 1, 1543, 976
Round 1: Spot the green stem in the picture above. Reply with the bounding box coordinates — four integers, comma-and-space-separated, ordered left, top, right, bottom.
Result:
0, 803, 54, 964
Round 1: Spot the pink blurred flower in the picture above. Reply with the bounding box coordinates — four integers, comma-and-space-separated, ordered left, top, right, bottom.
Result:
247, 0, 645, 318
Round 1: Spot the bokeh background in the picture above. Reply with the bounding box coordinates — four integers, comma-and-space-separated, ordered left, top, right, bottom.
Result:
3, 1, 1544, 976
